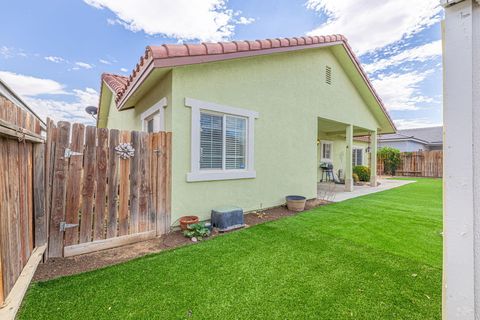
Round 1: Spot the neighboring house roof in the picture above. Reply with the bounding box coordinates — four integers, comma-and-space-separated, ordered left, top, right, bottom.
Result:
379, 126, 443, 146
100, 34, 395, 132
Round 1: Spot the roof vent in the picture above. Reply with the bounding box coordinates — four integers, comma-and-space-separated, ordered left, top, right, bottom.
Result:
325, 66, 332, 85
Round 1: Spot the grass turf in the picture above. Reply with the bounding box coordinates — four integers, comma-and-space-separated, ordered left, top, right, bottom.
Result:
19, 178, 442, 319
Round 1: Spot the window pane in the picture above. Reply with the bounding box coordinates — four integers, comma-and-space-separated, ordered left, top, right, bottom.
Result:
322, 143, 331, 160
147, 118, 154, 133
225, 116, 246, 169
200, 113, 223, 169
357, 149, 363, 165
352, 149, 362, 166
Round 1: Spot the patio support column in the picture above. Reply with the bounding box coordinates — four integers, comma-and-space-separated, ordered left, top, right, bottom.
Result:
370, 129, 378, 187
345, 124, 353, 192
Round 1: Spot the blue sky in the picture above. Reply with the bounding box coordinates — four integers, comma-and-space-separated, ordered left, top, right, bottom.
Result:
0, 0, 443, 128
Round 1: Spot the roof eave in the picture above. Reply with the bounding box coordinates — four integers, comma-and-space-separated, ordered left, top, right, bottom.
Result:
110, 35, 396, 133
340, 42, 397, 134
116, 40, 344, 110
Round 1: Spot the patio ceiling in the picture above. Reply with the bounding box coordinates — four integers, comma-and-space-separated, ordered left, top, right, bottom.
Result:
317, 117, 371, 137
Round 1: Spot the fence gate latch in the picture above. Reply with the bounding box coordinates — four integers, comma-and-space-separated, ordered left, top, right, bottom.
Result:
60, 221, 79, 232
64, 148, 83, 158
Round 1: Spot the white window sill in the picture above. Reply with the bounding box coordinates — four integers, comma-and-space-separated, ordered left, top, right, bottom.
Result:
187, 170, 256, 182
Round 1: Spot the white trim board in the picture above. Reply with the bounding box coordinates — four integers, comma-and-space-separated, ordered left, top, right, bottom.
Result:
140, 97, 167, 132
185, 98, 259, 118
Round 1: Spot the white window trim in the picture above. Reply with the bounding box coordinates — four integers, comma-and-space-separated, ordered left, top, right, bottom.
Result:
320, 140, 333, 162
140, 97, 167, 132
352, 146, 364, 166
185, 97, 259, 182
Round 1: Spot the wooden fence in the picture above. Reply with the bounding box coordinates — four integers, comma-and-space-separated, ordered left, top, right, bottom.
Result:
377, 150, 443, 178
45, 120, 171, 258
0, 96, 46, 307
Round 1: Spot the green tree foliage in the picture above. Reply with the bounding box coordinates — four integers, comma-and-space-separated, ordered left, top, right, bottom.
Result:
378, 147, 401, 175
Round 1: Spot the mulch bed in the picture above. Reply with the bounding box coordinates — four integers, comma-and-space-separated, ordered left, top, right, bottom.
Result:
33, 198, 329, 282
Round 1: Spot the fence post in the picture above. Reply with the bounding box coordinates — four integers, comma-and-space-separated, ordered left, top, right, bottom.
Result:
165, 132, 172, 232
33, 144, 46, 248
155, 132, 165, 236
48, 121, 71, 257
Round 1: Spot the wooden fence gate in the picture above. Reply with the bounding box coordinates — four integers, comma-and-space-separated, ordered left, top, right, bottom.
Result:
46, 120, 171, 258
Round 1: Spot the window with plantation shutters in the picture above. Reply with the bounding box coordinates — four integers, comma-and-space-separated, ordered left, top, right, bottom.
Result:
225, 116, 246, 169
186, 98, 258, 182
199, 112, 247, 171
200, 113, 223, 169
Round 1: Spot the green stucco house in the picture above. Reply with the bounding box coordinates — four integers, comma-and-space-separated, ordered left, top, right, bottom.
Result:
97, 34, 396, 222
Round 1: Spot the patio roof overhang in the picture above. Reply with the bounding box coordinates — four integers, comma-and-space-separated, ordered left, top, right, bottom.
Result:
317, 117, 374, 138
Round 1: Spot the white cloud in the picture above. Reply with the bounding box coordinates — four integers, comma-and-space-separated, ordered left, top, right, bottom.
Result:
394, 118, 442, 129
306, 0, 442, 55
120, 67, 128, 72
84, 0, 253, 41
371, 70, 434, 111
0, 70, 67, 96
0, 70, 97, 124
1, 46, 28, 59
44, 56, 65, 63
99, 58, 111, 65
0, 46, 15, 58
364, 40, 442, 74
235, 16, 255, 25
75, 61, 94, 69
25, 88, 98, 124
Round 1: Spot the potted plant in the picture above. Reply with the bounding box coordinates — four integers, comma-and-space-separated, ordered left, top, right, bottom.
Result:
285, 195, 307, 211
179, 216, 199, 230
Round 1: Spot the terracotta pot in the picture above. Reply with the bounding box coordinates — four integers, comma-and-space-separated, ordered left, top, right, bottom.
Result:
179, 216, 199, 230
285, 195, 307, 212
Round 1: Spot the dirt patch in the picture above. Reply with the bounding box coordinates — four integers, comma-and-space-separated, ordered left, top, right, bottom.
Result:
244, 198, 327, 225
33, 199, 329, 282
33, 231, 192, 282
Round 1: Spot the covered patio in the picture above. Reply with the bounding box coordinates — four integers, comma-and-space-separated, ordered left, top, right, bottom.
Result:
317, 117, 379, 192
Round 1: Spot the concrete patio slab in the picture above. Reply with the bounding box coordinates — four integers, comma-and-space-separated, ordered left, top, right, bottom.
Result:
317, 179, 416, 202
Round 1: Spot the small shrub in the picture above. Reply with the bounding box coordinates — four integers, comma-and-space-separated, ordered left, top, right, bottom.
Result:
378, 147, 401, 175
183, 223, 210, 240
353, 166, 370, 182
352, 173, 360, 183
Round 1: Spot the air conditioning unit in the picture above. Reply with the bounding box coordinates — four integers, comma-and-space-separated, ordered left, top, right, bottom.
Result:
211, 206, 245, 232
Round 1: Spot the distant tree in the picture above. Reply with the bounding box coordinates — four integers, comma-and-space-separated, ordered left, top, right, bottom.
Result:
378, 147, 401, 175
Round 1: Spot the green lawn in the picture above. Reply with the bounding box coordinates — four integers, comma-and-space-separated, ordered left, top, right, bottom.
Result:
19, 178, 442, 319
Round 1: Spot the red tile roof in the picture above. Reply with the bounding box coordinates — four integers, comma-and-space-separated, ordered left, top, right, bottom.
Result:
101, 34, 395, 131
101, 73, 128, 96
